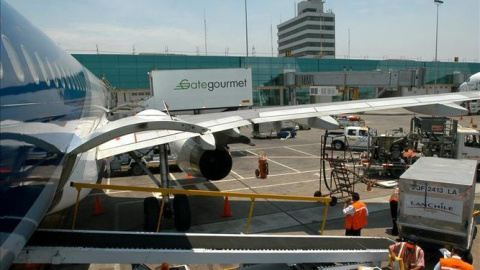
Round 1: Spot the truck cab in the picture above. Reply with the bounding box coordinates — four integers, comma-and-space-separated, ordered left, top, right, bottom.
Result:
326, 126, 374, 150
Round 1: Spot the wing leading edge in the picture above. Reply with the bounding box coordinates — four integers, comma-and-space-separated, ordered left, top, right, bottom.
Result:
92, 91, 479, 160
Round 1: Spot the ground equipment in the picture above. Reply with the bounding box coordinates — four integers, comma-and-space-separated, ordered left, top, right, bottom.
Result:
255, 152, 269, 179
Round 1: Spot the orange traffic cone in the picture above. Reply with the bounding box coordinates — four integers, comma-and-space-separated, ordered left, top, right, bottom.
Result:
221, 196, 233, 217
365, 181, 373, 192
93, 195, 104, 215
160, 262, 170, 270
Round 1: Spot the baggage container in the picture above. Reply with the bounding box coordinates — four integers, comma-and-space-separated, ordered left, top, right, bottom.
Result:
397, 157, 478, 250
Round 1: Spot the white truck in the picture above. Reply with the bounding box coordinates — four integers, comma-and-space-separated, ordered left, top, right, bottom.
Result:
142, 68, 253, 113
325, 126, 376, 150
397, 157, 478, 251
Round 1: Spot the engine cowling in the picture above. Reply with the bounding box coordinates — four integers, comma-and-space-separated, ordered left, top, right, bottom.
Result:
171, 138, 232, 180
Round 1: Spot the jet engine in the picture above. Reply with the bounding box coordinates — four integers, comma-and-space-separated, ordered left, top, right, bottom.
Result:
171, 137, 232, 180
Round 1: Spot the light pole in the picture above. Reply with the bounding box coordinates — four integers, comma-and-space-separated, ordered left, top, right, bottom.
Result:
244, 0, 249, 68
433, 0, 443, 94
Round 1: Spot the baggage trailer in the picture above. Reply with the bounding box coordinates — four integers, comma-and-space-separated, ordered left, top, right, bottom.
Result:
397, 157, 479, 250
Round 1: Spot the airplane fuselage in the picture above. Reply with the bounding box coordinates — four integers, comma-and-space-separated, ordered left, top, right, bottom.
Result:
0, 1, 109, 268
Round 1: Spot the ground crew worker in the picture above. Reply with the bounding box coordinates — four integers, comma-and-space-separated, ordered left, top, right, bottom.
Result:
389, 234, 425, 270
433, 245, 474, 270
342, 192, 368, 236
389, 187, 399, 235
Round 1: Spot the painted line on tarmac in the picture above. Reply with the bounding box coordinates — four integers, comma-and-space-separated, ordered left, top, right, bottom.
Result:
284, 146, 320, 157
230, 142, 322, 151
229, 169, 244, 179
223, 178, 319, 192
245, 149, 300, 172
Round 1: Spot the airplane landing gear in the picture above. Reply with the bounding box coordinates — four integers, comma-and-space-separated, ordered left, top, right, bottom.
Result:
143, 194, 192, 232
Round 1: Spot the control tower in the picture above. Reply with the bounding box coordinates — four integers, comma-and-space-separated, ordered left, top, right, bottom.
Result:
277, 0, 335, 58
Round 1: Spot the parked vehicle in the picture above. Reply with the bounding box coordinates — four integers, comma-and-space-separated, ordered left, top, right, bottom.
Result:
107, 145, 177, 176
325, 126, 377, 150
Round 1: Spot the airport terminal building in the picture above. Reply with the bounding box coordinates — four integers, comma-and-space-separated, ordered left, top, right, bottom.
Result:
73, 53, 480, 107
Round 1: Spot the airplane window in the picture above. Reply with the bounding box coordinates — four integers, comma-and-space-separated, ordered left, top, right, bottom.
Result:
66, 69, 76, 90
59, 65, 70, 89
53, 62, 65, 89
20, 45, 40, 85
2, 34, 25, 82
0, 61, 3, 80
45, 57, 59, 88
34, 52, 50, 86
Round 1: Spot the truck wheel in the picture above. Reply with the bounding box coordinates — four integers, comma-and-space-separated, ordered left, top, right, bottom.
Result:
476, 110, 480, 115
390, 168, 405, 179
333, 141, 344, 150
144, 197, 159, 232
131, 163, 143, 176
174, 194, 191, 231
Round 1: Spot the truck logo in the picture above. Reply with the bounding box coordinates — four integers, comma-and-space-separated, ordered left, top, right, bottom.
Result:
174, 79, 248, 91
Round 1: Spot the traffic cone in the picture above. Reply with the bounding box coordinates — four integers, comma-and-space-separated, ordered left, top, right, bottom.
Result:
221, 196, 233, 217
93, 195, 104, 215
365, 181, 373, 192
470, 118, 474, 124
160, 262, 170, 270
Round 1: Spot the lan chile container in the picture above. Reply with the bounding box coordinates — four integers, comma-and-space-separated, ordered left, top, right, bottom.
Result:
397, 157, 478, 250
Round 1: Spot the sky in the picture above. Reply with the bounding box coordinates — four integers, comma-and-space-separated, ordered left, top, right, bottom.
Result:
5, 0, 480, 62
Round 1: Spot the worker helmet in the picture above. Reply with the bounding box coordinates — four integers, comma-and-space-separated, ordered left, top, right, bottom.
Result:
406, 234, 418, 245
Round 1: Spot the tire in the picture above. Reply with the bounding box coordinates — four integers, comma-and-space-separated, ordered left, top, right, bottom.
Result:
255, 169, 260, 177
313, 190, 322, 197
333, 141, 344, 150
329, 196, 338, 206
476, 110, 480, 115
144, 197, 159, 232
173, 194, 191, 231
131, 163, 143, 176
390, 167, 405, 179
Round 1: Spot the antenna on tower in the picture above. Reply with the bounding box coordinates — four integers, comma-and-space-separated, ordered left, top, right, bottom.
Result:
204, 10, 208, 56
270, 23, 274, 57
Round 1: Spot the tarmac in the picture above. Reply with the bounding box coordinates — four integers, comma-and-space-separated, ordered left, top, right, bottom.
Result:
35, 108, 480, 270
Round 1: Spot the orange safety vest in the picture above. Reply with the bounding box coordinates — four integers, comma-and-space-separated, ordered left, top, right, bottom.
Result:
439, 257, 474, 270
393, 242, 422, 270
345, 201, 368, 230
389, 188, 399, 202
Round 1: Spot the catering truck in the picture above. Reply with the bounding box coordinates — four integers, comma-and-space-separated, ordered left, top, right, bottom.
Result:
397, 157, 478, 251
142, 68, 253, 113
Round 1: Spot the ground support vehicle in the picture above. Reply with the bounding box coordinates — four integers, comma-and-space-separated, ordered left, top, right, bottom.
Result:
324, 126, 376, 150
107, 146, 177, 176
362, 116, 480, 179
334, 115, 366, 128
397, 157, 478, 252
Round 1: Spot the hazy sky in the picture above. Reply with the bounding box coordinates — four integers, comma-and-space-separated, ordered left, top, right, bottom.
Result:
6, 0, 480, 62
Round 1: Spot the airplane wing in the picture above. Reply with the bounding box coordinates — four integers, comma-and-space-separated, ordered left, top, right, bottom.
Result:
93, 91, 480, 160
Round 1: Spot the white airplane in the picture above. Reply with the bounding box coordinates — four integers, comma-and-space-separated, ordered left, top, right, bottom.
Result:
459, 72, 480, 92
1, 1, 479, 269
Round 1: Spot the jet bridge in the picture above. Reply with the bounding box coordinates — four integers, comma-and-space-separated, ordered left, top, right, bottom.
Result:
284, 68, 426, 101
16, 229, 394, 266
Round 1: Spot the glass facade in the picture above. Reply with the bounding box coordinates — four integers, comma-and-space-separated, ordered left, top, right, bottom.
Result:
73, 54, 480, 106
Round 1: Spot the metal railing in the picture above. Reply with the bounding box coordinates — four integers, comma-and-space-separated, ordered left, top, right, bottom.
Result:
70, 182, 333, 234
